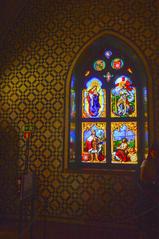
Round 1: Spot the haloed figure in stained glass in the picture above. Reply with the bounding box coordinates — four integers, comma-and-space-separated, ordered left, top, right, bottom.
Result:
82, 78, 106, 119
87, 85, 100, 117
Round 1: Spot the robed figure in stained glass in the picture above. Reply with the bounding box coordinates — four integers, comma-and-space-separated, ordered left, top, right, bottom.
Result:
87, 86, 101, 117
82, 78, 106, 118
114, 138, 130, 162
111, 123, 137, 164
85, 129, 104, 161
82, 123, 106, 163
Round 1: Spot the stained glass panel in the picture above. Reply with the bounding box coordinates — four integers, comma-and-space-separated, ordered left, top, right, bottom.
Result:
70, 75, 76, 119
93, 60, 106, 71
111, 122, 137, 164
82, 78, 106, 118
111, 58, 124, 70
111, 76, 137, 117
143, 87, 148, 118
69, 75, 76, 161
82, 122, 106, 163
104, 50, 112, 59
144, 122, 149, 159
143, 87, 148, 159
71, 89, 76, 119
70, 123, 76, 161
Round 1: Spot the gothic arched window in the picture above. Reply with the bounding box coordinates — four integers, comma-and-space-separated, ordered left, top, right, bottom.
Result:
65, 33, 152, 171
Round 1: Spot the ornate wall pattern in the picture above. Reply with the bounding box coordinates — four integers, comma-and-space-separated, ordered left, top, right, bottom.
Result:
0, 0, 158, 225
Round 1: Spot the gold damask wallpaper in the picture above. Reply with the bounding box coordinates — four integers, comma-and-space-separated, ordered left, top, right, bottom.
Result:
0, 0, 159, 226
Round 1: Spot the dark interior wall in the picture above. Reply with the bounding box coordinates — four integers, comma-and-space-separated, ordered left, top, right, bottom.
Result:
0, 0, 158, 226
0, 0, 28, 44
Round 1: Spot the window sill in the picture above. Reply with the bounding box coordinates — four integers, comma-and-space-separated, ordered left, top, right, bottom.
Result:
64, 167, 137, 175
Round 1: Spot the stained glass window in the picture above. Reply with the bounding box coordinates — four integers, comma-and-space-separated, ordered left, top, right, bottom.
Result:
68, 35, 148, 170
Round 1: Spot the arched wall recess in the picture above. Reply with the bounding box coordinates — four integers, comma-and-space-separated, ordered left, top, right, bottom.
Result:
64, 31, 154, 171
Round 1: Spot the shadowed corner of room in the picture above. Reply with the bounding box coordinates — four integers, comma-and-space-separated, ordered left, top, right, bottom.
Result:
0, 123, 19, 222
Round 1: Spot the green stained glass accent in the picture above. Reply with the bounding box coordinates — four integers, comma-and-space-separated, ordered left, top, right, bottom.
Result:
93, 60, 106, 71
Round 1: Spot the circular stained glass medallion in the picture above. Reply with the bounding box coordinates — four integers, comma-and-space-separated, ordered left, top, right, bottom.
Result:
111, 58, 124, 70
93, 60, 106, 71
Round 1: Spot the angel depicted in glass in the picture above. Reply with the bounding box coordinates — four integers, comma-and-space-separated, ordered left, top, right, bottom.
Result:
111, 76, 136, 117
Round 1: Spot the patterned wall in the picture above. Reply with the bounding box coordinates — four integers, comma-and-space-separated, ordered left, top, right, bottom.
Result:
0, 0, 159, 226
